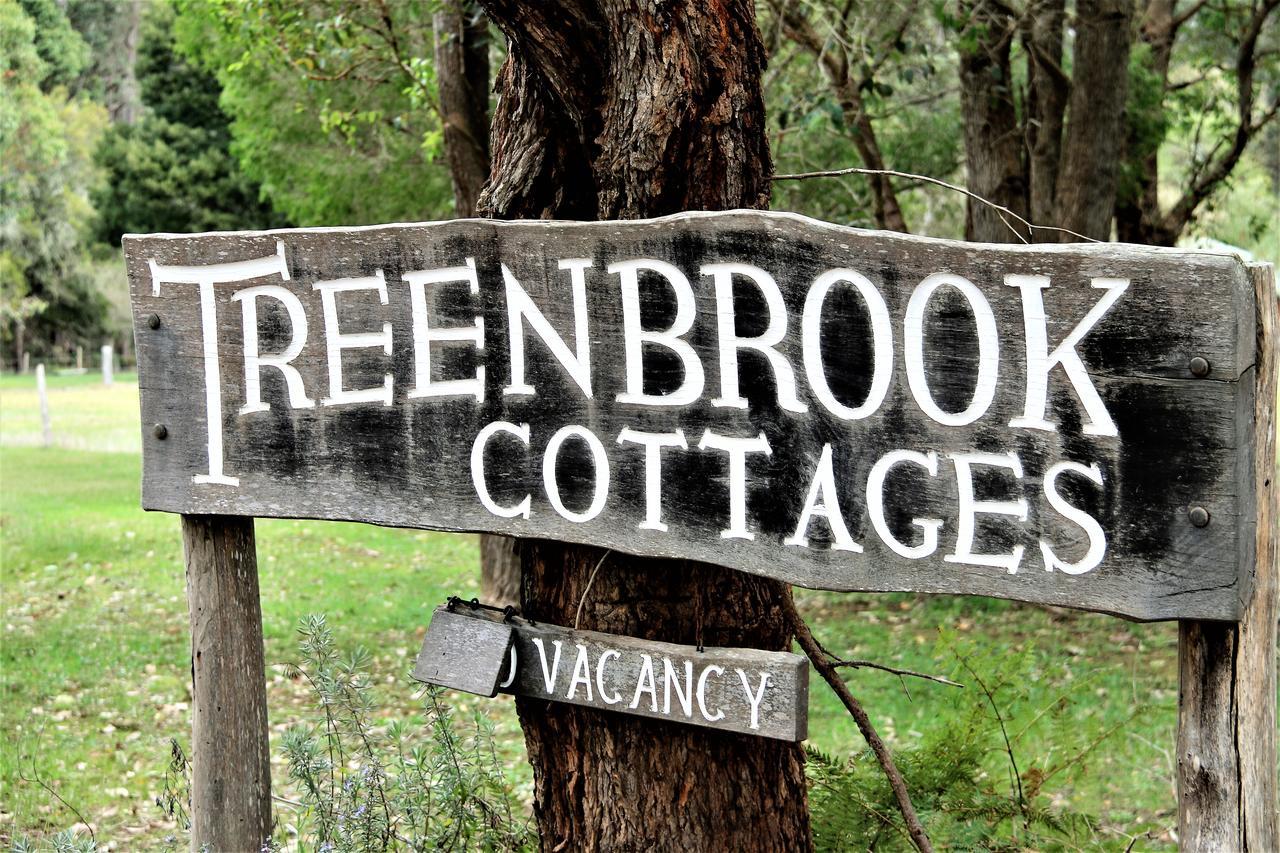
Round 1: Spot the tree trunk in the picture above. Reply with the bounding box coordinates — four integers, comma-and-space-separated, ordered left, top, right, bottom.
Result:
1022, 0, 1067, 239
434, 2, 521, 604
1054, 0, 1135, 241
434, 0, 492, 218
479, 533, 520, 607
771, 2, 908, 232
14, 321, 25, 374
1116, 0, 1172, 245
476, 2, 811, 849
959, 0, 1027, 242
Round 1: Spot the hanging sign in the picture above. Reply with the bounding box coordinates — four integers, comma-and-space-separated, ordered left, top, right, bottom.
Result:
126, 211, 1260, 620
412, 603, 809, 742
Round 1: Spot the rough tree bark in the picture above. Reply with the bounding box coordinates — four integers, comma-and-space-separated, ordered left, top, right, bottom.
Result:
475, 2, 811, 849
479, 533, 519, 607
1053, 0, 1134, 241
959, 0, 1028, 242
433, 2, 521, 606
1021, 0, 1068, 239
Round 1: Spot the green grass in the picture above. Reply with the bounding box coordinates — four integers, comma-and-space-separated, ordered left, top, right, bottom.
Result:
1, 375, 1185, 849
0, 371, 142, 453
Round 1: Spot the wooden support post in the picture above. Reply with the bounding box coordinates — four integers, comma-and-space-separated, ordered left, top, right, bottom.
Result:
1178, 263, 1278, 850
35, 363, 51, 448
182, 515, 272, 852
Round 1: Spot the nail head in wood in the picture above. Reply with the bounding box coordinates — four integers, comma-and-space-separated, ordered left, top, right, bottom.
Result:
1189, 506, 1210, 527
153, 423, 168, 440
1189, 356, 1210, 377
146, 312, 161, 330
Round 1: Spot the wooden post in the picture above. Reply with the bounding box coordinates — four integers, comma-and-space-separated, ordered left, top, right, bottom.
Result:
182, 515, 272, 852
75, 345, 83, 370
35, 364, 51, 448
21, 351, 29, 374
101, 344, 113, 385
1178, 263, 1278, 850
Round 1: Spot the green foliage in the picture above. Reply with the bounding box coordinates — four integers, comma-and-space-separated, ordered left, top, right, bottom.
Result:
0, 0, 110, 364
171, 0, 455, 226
806, 631, 1151, 851
762, 5, 965, 237
274, 614, 532, 851
1116, 42, 1170, 209
14, 0, 90, 90
8, 828, 97, 853
91, 6, 285, 245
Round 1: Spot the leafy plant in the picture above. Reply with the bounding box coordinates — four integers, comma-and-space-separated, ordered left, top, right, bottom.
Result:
151, 614, 531, 852
805, 630, 1150, 851
8, 829, 97, 853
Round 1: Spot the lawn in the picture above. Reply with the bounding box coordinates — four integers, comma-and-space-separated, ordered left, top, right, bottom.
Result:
1, 372, 1184, 849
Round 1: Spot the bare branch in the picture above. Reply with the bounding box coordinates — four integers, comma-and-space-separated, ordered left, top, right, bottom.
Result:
783, 593, 934, 853
1171, 0, 1212, 30
772, 165, 1102, 242
831, 658, 965, 688
768, 0, 910, 232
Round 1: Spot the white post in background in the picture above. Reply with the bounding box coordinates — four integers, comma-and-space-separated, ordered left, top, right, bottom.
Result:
75, 346, 83, 370
102, 344, 114, 386
20, 352, 30, 374
36, 364, 52, 448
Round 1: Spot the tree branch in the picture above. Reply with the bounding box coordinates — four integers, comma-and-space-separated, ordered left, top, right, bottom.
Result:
768, 0, 909, 232
831, 658, 965, 688
1159, 0, 1280, 239
782, 593, 934, 853
773, 165, 1101, 242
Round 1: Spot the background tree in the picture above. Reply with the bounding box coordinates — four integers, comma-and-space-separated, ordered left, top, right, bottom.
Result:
173, 0, 456, 226
0, 0, 109, 369
766, 0, 1278, 247
93, 5, 286, 245
65, 0, 143, 126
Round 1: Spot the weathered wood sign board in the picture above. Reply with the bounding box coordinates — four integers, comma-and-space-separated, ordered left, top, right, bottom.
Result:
412, 605, 809, 741
411, 607, 515, 698
125, 210, 1261, 621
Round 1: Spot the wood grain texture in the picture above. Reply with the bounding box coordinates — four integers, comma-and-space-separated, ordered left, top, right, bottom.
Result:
1177, 263, 1278, 850
126, 211, 1260, 621
182, 515, 272, 853
411, 607, 514, 697
422, 606, 809, 741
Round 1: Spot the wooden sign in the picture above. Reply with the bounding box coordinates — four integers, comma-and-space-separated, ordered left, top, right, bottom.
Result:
126, 211, 1262, 621
411, 607, 515, 698
412, 605, 809, 741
